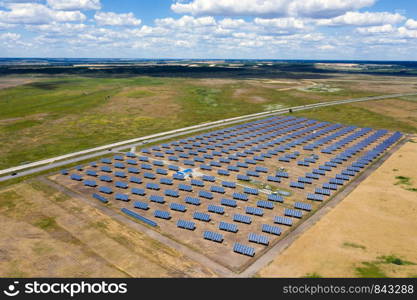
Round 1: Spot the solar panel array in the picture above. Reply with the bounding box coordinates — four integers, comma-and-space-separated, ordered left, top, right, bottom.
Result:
59, 114, 403, 260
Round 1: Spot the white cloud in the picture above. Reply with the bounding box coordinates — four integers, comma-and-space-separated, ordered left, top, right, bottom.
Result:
46, 0, 101, 11
171, 0, 375, 18
398, 27, 417, 39
254, 17, 306, 30
0, 32, 20, 40
356, 24, 395, 35
405, 19, 417, 29
155, 15, 216, 28
0, 3, 85, 24
317, 11, 405, 26
94, 12, 141, 27
317, 44, 335, 50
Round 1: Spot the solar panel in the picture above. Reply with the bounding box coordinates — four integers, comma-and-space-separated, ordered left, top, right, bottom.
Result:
101, 158, 112, 164
208, 204, 224, 214
134, 201, 149, 210
191, 179, 204, 187
154, 210, 171, 220
245, 206, 264, 216
284, 208, 303, 218
121, 208, 157, 227
267, 194, 283, 203
86, 170, 97, 177
70, 174, 83, 181
60, 169, 69, 175
173, 173, 185, 181
177, 219, 196, 230
165, 189, 179, 198
294, 202, 312, 211
233, 242, 255, 257
221, 198, 237, 207
184, 196, 200, 206
156, 168, 168, 175
114, 162, 125, 169
115, 171, 126, 178
129, 176, 142, 184
237, 174, 250, 181
267, 176, 280, 183
99, 186, 113, 194
274, 215, 293, 226
160, 178, 173, 185
244, 187, 259, 195
203, 231, 223, 243
219, 221, 238, 233
138, 156, 149, 162
307, 193, 324, 201
146, 183, 160, 190
99, 175, 112, 182
170, 202, 187, 212
168, 165, 179, 171
153, 160, 164, 166
115, 181, 128, 189
262, 224, 281, 236
92, 193, 108, 204
143, 172, 156, 180
233, 192, 249, 201
199, 190, 214, 199
114, 155, 124, 161
233, 214, 252, 224
210, 186, 225, 194
127, 167, 140, 174
248, 233, 269, 246
115, 193, 129, 201
193, 212, 211, 222
257, 200, 274, 209
202, 175, 215, 182
83, 180, 97, 187
131, 188, 145, 196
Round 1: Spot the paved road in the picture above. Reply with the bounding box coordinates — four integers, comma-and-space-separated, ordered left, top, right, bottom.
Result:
1, 91, 416, 182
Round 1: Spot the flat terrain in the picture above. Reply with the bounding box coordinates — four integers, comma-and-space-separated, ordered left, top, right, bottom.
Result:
0, 179, 215, 277
1, 73, 416, 170
258, 138, 417, 278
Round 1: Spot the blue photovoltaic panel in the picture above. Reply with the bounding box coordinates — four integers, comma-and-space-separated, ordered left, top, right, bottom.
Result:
146, 183, 160, 190
233, 243, 255, 257
127, 167, 140, 174
219, 221, 238, 233
98, 186, 113, 194
114, 162, 125, 169
210, 186, 225, 194
83, 180, 97, 187
154, 210, 171, 220
199, 190, 214, 199
244, 187, 259, 195
245, 206, 264, 216
115, 193, 129, 201
138, 156, 149, 162
126, 159, 138, 165
203, 231, 223, 243
221, 198, 237, 207
294, 202, 312, 211
248, 233, 269, 246
193, 211, 211, 222
101, 158, 112, 164
202, 175, 215, 182
61, 169, 69, 175
173, 173, 185, 181
233, 192, 249, 201
129, 176, 142, 184
267, 176, 280, 183
191, 179, 204, 187
144, 172, 156, 180
153, 160, 164, 166
307, 193, 324, 201
284, 208, 303, 218
257, 200, 274, 209
99, 175, 112, 182
92, 193, 108, 204
160, 178, 173, 185
126, 152, 136, 158
114, 155, 124, 161
222, 181, 236, 188
131, 188, 145, 196
262, 224, 281, 235
237, 174, 250, 181
233, 214, 252, 224
86, 170, 97, 177
165, 189, 180, 198
274, 215, 293, 226
150, 195, 165, 203
268, 194, 283, 203
168, 165, 179, 171
121, 208, 157, 227
208, 204, 224, 214
184, 196, 200, 206
115, 181, 128, 189
177, 219, 196, 230
170, 202, 187, 212
178, 184, 193, 192
70, 174, 82, 181
115, 171, 126, 178
134, 201, 149, 210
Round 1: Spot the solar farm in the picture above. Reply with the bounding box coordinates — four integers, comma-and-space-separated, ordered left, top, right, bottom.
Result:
52, 115, 404, 270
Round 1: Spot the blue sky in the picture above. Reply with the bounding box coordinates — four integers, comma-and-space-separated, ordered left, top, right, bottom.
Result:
1, 0, 417, 60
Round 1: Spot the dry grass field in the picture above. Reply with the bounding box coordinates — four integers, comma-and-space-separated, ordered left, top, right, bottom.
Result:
0, 180, 215, 277
258, 138, 417, 278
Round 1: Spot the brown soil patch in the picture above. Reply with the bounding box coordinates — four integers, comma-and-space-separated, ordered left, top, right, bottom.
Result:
197, 78, 239, 86
0, 77, 40, 90
259, 139, 417, 278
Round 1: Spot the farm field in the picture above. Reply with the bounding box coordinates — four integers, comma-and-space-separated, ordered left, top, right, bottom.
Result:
258, 138, 417, 278
1, 73, 417, 170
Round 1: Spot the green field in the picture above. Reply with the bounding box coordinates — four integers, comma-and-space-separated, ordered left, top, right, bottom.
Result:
0, 75, 415, 170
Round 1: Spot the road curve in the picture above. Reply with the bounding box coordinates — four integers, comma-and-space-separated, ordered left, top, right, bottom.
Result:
1, 91, 416, 182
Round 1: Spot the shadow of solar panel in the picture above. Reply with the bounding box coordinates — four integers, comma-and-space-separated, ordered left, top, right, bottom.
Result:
233, 213, 252, 224
248, 233, 269, 246
177, 219, 196, 230
93, 193, 108, 204
121, 208, 157, 227
233, 242, 255, 257
262, 224, 281, 235
203, 231, 223, 243
219, 221, 238, 233
134, 201, 149, 210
